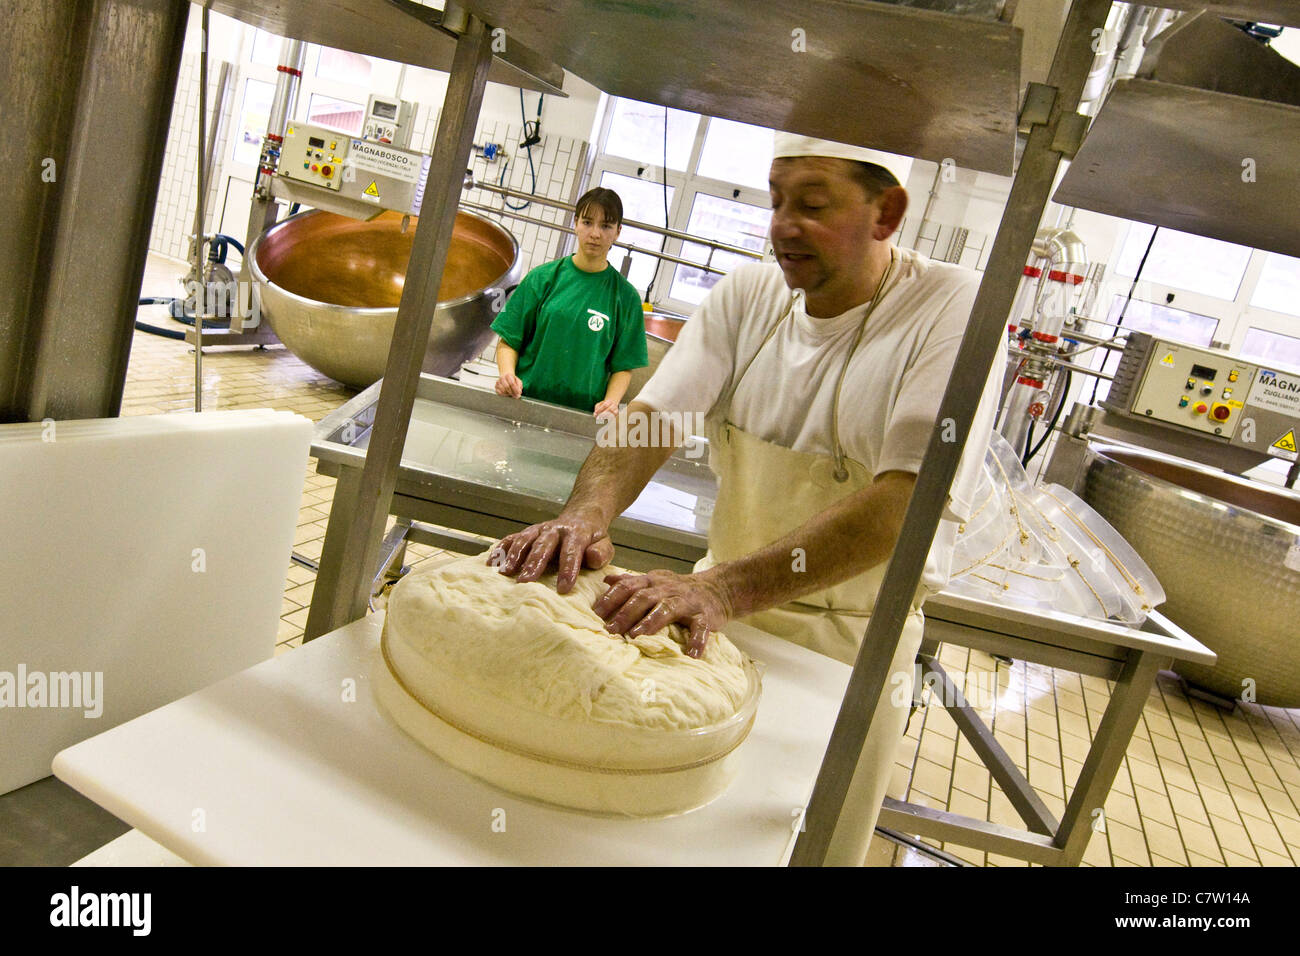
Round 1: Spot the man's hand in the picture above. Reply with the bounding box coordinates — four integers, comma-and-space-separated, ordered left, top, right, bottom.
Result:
593, 397, 619, 419
495, 373, 523, 398
489, 512, 615, 594
592, 570, 733, 659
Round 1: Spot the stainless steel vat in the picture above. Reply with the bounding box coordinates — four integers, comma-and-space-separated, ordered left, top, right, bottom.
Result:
250, 209, 522, 389
1082, 446, 1300, 705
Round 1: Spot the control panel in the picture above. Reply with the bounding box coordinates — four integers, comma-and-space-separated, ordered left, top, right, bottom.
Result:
1128, 340, 1255, 439
280, 124, 350, 191
363, 95, 415, 149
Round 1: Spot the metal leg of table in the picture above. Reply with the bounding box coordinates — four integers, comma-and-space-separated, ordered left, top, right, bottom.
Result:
304, 466, 363, 641
879, 646, 1170, 866
1055, 650, 1169, 865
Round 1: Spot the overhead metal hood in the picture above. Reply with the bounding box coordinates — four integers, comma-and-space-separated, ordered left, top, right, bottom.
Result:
205, 0, 566, 94
1054, 13, 1300, 258
456, 0, 1023, 175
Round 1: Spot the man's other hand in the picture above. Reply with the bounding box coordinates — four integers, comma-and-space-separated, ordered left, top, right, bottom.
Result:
593, 570, 732, 659
488, 513, 614, 594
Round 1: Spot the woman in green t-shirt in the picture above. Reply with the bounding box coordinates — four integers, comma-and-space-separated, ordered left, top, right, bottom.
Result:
491, 187, 648, 416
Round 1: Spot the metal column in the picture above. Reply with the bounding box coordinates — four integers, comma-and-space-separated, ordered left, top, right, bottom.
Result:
0, 0, 189, 423
304, 7, 495, 640
790, 0, 1116, 865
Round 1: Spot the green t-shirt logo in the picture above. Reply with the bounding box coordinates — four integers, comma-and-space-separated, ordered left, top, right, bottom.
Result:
587, 309, 608, 332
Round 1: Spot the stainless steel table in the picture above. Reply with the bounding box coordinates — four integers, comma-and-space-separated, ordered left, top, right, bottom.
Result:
308, 374, 1217, 865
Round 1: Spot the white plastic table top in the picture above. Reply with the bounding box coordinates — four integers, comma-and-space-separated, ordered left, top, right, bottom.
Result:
53, 614, 851, 866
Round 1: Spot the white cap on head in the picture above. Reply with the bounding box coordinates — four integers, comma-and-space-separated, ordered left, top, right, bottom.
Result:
772, 132, 913, 188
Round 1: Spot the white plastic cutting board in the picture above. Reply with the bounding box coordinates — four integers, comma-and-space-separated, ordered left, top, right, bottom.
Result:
1, 410, 312, 794
53, 614, 852, 866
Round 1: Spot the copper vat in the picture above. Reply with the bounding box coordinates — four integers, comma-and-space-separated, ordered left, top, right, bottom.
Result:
250, 209, 522, 388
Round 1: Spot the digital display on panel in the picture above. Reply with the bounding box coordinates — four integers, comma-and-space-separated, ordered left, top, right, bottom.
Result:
308, 136, 325, 148
1190, 363, 1217, 381
372, 101, 398, 120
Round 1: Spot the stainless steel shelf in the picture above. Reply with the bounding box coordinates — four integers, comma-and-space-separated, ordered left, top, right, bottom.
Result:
1055, 80, 1300, 259
206, 0, 566, 94
457, 0, 1023, 174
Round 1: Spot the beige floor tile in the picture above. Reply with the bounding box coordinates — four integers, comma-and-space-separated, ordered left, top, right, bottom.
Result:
1134, 785, 1177, 828
1106, 819, 1151, 867
1256, 783, 1300, 823
1189, 757, 1229, 793
1149, 852, 1187, 867
947, 789, 988, 823
1205, 733, 1244, 764
988, 791, 1021, 829
1186, 849, 1225, 866
918, 728, 957, 767
1209, 815, 1258, 860
281, 596, 301, 614
1057, 709, 1090, 741
1104, 790, 1142, 829
1174, 814, 1222, 859
1198, 785, 1240, 822
1227, 783, 1271, 821
910, 757, 952, 801
1157, 758, 1197, 794
284, 581, 315, 606
887, 762, 912, 802
1165, 785, 1210, 826
1144, 711, 1177, 741
1027, 730, 1062, 768
946, 845, 985, 867
1059, 731, 1092, 765
954, 734, 981, 765
994, 711, 1026, 738
1082, 832, 1112, 867
993, 731, 1027, 771
1243, 757, 1284, 791
1028, 756, 1064, 800
1126, 734, 1158, 767
1219, 760, 1258, 790
1238, 811, 1290, 858
282, 606, 309, 629
285, 563, 314, 586
1256, 846, 1295, 866
986, 852, 1031, 867
295, 539, 324, 561
1151, 732, 1188, 766
1221, 848, 1259, 867
952, 757, 990, 799
1110, 761, 1134, 796
1177, 734, 1215, 765
1056, 689, 1087, 719
1273, 759, 1300, 787
1126, 755, 1164, 792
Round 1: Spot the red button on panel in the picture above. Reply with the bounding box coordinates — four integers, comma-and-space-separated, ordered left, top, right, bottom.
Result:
1193, 402, 1208, 415
1211, 404, 1231, 421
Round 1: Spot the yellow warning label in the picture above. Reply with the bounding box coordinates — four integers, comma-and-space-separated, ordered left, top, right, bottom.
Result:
1273, 429, 1298, 453
363, 181, 380, 198
1160, 353, 1175, 367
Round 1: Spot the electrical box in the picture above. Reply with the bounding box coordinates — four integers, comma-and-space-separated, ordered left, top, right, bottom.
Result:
280, 124, 349, 191
338, 139, 431, 215
363, 95, 415, 149
1104, 332, 1299, 463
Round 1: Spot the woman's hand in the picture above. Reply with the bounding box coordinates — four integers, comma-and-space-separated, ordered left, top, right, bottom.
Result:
593, 397, 620, 419
495, 373, 523, 398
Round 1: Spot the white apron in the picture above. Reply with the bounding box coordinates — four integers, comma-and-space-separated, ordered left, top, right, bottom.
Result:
695, 251, 926, 864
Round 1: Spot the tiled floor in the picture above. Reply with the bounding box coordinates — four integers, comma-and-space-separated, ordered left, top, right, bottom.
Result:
120, 252, 1300, 868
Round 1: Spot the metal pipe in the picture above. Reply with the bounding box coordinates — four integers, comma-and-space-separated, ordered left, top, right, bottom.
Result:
457, 199, 732, 274
472, 180, 763, 259
193, 6, 208, 412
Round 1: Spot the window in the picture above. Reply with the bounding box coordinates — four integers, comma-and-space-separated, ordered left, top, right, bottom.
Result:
602, 98, 698, 172
306, 93, 365, 136
670, 193, 770, 305
1250, 253, 1300, 318
1241, 328, 1300, 373
1106, 295, 1218, 347
696, 119, 774, 191
313, 47, 375, 87
249, 29, 280, 66
1114, 223, 1252, 301
232, 78, 275, 166
597, 171, 676, 293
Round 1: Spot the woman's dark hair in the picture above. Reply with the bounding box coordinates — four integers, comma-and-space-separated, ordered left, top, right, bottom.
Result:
574, 187, 623, 227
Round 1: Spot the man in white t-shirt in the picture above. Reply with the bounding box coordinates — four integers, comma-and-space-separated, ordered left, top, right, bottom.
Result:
491, 133, 1000, 862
